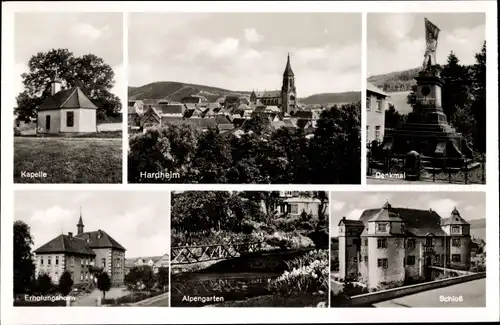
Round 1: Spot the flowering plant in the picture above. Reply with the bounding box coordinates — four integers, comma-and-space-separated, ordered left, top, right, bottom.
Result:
271, 258, 328, 295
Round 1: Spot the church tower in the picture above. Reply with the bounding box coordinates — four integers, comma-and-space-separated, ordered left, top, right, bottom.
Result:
77, 207, 85, 235
281, 53, 297, 114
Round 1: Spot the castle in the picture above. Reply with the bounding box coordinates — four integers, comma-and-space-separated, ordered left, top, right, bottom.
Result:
338, 202, 471, 289
34, 210, 126, 286
250, 53, 297, 114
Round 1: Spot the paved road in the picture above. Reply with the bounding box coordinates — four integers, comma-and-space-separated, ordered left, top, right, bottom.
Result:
373, 278, 485, 308
142, 293, 170, 306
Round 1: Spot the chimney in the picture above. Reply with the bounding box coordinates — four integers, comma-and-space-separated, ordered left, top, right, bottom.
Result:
68, 232, 73, 238
97, 229, 102, 239
51, 80, 62, 96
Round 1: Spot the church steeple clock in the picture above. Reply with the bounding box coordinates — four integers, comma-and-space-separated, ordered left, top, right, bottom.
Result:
281, 53, 297, 114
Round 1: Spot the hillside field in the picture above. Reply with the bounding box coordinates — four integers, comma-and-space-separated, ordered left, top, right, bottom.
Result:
14, 137, 122, 183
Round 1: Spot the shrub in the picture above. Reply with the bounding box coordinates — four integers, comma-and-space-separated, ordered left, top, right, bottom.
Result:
271, 259, 328, 295
35, 273, 54, 295
284, 249, 328, 271
58, 271, 74, 296
97, 272, 111, 298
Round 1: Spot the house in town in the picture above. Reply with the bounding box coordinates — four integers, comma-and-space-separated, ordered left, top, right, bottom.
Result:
152, 253, 170, 274
37, 79, 98, 134
338, 202, 471, 289
366, 82, 389, 145
34, 210, 126, 285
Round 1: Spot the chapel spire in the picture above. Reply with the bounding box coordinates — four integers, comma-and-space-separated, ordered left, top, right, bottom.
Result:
283, 52, 294, 76
77, 206, 85, 235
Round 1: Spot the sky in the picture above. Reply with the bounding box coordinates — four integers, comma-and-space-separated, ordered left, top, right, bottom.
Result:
14, 12, 124, 98
367, 13, 486, 77
15, 191, 169, 258
330, 191, 486, 237
129, 13, 362, 96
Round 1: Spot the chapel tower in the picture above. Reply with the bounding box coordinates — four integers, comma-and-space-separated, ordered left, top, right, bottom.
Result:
77, 207, 85, 235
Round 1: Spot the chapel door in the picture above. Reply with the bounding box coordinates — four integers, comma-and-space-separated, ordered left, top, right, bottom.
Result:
45, 115, 51, 130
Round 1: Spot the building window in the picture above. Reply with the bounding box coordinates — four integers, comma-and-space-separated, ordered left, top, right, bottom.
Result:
66, 111, 74, 127
40, 257, 44, 265
377, 223, 387, 232
376, 98, 382, 112
363, 238, 368, 246
452, 254, 461, 262
102, 258, 106, 268
364, 255, 368, 263
366, 96, 371, 110
435, 255, 441, 264
48, 257, 51, 265
406, 256, 415, 265
407, 239, 416, 249
377, 238, 387, 248
452, 238, 461, 247
55, 256, 59, 265
80, 274, 83, 281
451, 226, 461, 234
71, 256, 75, 266
377, 258, 388, 268
425, 237, 434, 246
375, 126, 381, 141
290, 204, 298, 214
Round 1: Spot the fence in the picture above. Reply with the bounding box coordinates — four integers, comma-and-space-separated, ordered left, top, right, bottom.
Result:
367, 150, 486, 184
171, 242, 263, 265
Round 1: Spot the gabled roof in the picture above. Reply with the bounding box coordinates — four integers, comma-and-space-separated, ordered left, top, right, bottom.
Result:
39, 87, 98, 111
75, 230, 126, 251
441, 207, 469, 226
338, 216, 364, 227
367, 82, 389, 97
369, 202, 403, 222
158, 103, 184, 115
35, 234, 96, 256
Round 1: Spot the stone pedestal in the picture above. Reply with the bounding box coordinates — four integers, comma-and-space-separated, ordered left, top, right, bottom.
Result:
381, 68, 474, 166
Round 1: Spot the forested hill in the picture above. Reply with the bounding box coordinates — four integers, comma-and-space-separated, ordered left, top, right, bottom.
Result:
128, 81, 360, 105
367, 67, 422, 93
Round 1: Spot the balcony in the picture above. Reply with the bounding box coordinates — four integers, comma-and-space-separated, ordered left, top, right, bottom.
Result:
423, 245, 435, 253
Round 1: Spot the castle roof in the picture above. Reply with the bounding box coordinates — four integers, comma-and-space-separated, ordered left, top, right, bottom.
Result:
39, 87, 98, 111
75, 230, 126, 251
441, 207, 469, 226
359, 204, 447, 237
338, 216, 364, 227
369, 202, 403, 222
34, 234, 96, 256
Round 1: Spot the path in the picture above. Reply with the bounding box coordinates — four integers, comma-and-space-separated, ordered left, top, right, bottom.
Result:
72, 287, 130, 306
372, 278, 485, 307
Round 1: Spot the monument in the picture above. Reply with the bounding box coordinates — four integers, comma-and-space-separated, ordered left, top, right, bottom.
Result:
380, 18, 474, 166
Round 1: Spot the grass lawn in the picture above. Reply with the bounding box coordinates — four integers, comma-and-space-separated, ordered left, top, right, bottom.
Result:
14, 137, 122, 183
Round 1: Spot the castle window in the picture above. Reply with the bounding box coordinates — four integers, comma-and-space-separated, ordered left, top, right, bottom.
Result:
40, 257, 44, 265
407, 239, 415, 249
377, 238, 387, 248
406, 256, 415, 265
48, 257, 51, 265
102, 258, 106, 268
366, 97, 371, 110
55, 256, 59, 265
363, 238, 368, 246
377, 223, 387, 232
377, 258, 388, 268
452, 254, 461, 262
435, 255, 441, 264
80, 274, 83, 281
451, 226, 461, 234
452, 238, 461, 247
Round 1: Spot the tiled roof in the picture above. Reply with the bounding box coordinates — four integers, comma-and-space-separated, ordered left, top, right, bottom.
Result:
215, 114, 232, 125
35, 234, 96, 256
158, 103, 184, 115
441, 208, 469, 226
39, 87, 98, 111
338, 217, 364, 227
75, 230, 126, 251
367, 82, 389, 97
369, 202, 403, 222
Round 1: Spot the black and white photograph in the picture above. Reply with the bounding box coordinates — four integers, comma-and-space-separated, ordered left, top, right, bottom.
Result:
330, 191, 486, 307
13, 191, 170, 307
127, 13, 362, 184
366, 13, 486, 185
13, 13, 124, 183
170, 191, 329, 307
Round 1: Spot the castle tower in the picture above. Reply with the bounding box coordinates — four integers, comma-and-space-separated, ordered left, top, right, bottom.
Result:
364, 202, 405, 288
440, 207, 471, 270
338, 217, 364, 281
77, 207, 85, 235
281, 53, 297, 114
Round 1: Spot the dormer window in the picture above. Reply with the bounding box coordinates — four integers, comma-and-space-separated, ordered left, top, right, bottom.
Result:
377, 223, 387, 232
451, 226, 460, 234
